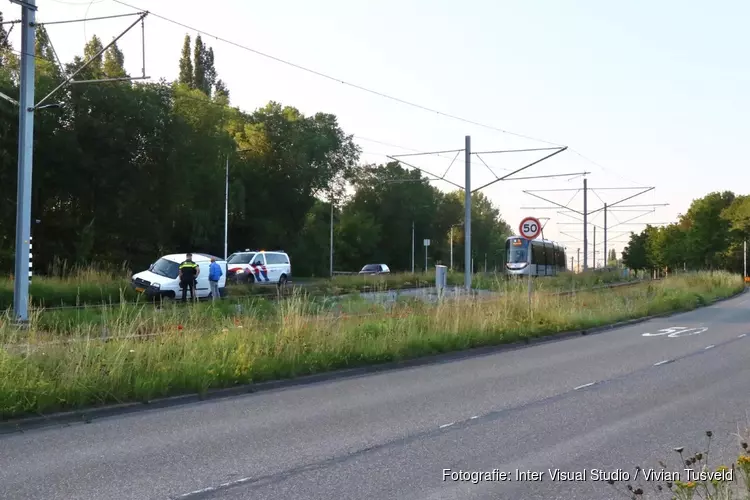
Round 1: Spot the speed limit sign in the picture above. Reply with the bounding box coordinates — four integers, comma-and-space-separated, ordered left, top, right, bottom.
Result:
519, 216, 542, 240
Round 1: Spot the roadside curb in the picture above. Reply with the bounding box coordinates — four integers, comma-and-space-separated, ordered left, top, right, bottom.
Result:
1, 285, 745, 435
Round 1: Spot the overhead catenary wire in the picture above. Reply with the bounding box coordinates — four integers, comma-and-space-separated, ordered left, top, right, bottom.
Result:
110, 0, 565, 149
10, 0, 646, 205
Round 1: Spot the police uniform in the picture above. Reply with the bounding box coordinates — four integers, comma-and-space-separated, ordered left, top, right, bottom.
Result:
179, 258, 199, 301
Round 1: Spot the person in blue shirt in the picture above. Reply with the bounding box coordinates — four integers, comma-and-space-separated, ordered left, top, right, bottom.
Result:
208, 257, 223, 300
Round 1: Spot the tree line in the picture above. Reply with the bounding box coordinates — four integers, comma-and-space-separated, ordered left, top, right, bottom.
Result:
622, 191, 749, 275
0, 21, 512, 277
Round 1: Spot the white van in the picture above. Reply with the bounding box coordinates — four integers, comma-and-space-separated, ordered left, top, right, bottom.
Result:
226, 250, 291, 286
131, 253, 227, 300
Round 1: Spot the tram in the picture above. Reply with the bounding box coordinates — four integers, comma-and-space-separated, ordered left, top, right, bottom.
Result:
504, 235, 567, 276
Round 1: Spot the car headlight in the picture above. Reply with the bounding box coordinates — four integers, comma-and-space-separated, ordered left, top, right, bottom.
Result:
235, 269, 244, 274
151, 283, 160, 289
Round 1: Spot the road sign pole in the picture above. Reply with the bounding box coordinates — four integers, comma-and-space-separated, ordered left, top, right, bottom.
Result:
423, 239, 430, 272
518, 216, 542, 314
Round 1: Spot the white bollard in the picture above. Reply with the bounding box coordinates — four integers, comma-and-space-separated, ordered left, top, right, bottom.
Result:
435, 265, 447, 297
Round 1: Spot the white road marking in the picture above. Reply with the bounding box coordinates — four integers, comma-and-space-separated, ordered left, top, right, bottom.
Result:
653, 360, 671, 366
470, 416, 479, 420
173, 477, 256, 499
439, 422, 455, 429
739, 334, 747, 338
704, 345, 715, 350
574, 382, 595, 390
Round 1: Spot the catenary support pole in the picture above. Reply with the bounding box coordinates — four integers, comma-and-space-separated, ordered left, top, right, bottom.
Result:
329, 200, 334, 277
582, 177, 588, 270
577, 248, 580, 273
744, 240, 747, 278
603, 203, 607, 267
224, 156, 229, 260
464, 135, 472, 291
13, 0, 37, 323
593, 226, 597, 268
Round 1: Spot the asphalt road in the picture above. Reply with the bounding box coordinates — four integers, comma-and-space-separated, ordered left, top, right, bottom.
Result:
2, 291, 750, 500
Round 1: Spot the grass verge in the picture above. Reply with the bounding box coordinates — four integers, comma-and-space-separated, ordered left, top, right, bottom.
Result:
0, 271, 740, 420
2, 264, 637, 309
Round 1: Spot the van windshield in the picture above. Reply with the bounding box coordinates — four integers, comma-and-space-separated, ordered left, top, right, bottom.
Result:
228, 252, 256, 265
151, 258, 180, 279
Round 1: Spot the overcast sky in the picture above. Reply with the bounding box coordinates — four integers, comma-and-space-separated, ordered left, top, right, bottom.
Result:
5, 0, 749, 265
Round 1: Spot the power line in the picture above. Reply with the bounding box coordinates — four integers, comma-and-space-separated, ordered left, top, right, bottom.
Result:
111, 0, 565, 148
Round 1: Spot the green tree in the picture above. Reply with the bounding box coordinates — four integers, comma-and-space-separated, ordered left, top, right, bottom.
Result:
204, 47, 216, 96
681, 191, 735, 270
0, 11, 11, 67
192, 35, 206, 94
82, 35, 105, 78
178, 34, 193, 87
607, 248, 617, 266
622, 230, 649, 275
103, 42, 127, 78
215, 79, 229, 100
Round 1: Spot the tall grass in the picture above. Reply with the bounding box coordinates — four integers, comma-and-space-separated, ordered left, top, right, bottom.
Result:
0, 263, 137, 310
1, 262, 638, 310
0, 271, 740, 420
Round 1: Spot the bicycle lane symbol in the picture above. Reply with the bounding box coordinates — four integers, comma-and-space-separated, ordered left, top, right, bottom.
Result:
642, 326, 708, 338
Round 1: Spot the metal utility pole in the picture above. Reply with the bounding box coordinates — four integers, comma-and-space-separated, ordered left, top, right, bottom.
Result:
329, 201, 334, 277
464, 135, 472, 291
577, 248, 580, 273
224, 156, 229, 260
744, 240, 747, 278
593, 225, 596, 269
12, 0, 37, 323
603, 203, 607, 267
411, 221, 415, 273
582, 178, 588, 270
570, 255, 573, 271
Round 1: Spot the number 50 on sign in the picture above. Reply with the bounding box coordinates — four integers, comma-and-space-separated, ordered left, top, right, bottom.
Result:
519, 216, 542, 240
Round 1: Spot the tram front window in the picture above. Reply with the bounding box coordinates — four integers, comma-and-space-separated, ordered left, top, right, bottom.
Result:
508, 248, 528, 263
506, 238, 529, 264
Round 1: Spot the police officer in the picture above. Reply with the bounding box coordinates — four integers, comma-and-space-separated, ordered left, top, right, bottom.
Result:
178, 253, 200, 302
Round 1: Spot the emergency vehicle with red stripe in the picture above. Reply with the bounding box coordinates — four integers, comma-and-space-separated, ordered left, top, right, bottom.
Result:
226, 249, 291, 286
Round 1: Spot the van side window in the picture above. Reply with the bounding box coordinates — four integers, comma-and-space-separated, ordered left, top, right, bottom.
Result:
266, 253, 289, 264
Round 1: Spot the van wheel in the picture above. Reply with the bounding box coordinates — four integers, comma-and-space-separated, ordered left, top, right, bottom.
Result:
278, 275, 288, 288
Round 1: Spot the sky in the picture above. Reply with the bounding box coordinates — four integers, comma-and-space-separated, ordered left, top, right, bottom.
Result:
5, 0, 750, 267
